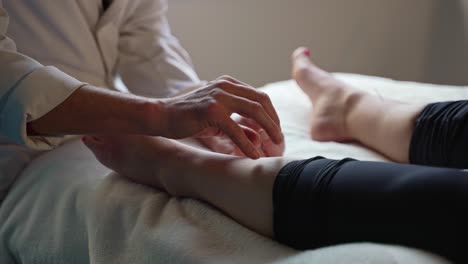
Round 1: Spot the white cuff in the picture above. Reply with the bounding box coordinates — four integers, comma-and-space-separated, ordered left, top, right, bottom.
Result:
1, 66, 86, 150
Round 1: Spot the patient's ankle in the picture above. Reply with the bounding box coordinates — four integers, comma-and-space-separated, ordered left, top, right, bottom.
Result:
342, 91, 369, 139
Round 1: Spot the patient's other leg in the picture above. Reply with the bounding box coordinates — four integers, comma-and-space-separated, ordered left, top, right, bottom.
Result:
291, 47, 425, 163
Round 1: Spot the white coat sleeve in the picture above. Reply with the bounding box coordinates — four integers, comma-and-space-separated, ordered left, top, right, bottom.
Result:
117, 0, 202, 98
0, 4, 86, 150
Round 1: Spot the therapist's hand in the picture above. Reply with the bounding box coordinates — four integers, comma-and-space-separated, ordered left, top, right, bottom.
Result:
157, 76, 283, 159
198, 115, 285, 157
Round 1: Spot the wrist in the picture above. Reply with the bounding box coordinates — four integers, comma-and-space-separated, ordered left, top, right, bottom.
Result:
141, 98, 168, 136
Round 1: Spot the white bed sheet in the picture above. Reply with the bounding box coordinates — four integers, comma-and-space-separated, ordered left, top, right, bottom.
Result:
1, 74, 463, 264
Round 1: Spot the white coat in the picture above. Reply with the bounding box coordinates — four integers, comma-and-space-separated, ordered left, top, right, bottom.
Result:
0, 0, 201, 201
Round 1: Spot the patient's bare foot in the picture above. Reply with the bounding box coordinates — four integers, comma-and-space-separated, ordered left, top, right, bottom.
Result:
292, 47, 363, 142
83, 135, 201, 197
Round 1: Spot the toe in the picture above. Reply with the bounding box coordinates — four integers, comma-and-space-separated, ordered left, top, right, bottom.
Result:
291, 47, 315, 84
292, 47, 310, 61
291, 47, 332, 90
292, 47, 312, 72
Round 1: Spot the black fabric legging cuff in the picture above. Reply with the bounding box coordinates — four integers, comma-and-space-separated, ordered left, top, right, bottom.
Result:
273, 157, 355, 249
273, 158, 468, 262
410, 101, 468, 169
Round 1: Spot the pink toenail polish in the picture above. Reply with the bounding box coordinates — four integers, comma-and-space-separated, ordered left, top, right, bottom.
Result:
304, 48, 310, 57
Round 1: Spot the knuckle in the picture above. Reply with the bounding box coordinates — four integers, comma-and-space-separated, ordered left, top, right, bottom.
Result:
216, 80, 230, 87
206, 97, 217, 106
251, 102, 263, 111
209, 87, 221, 96
211, 79, 221, 86
212, 89, 226, 100
208, 90, 228, 103
257, 91, 270, 102
219, 75, 232, 81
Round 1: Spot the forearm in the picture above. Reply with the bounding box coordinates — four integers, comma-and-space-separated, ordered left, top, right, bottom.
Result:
28, 85, 164, 136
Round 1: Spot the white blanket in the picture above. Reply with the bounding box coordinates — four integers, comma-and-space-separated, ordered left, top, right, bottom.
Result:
1, 74, 462, 264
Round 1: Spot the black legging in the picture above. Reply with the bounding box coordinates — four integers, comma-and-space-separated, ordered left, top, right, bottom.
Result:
273, 101, 468, 263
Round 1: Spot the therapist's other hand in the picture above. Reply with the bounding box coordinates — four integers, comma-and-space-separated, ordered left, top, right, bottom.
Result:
198, 116, 285, 157
157, 76, 283, 159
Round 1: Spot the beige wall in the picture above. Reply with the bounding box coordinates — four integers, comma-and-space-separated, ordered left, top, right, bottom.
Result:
424, 0, 468, 85
169, 0, 467, 87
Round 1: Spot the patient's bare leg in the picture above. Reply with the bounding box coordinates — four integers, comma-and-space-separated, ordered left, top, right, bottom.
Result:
292, 47, 426, 163
83, 135, 290, 237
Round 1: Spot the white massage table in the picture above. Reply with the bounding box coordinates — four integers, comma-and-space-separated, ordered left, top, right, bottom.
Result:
1, 74, 465, 263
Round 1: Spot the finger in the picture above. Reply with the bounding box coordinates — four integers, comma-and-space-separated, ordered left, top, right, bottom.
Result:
196, 124, 260, 146
216, 75, 253, 88
219, 80, 281, 127
218, 117, 261, 159
216, 80, 281, 127
228, 124, 264, 157
232, 147, 247, 157
240, 124, 261, 148
209, 76, 250, 89
198, 136, 235, 154
237, 118, 283, 156
199, 125, 261, 156
257, 147, 267, 158
220, 93, 284, 145
237, 117, 262, 132
258, 129, 285, 157
194, 127, 225, 138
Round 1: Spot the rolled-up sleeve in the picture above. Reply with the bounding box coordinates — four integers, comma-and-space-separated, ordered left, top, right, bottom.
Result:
117, 0, 202, 98
0, 5, 85, 150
